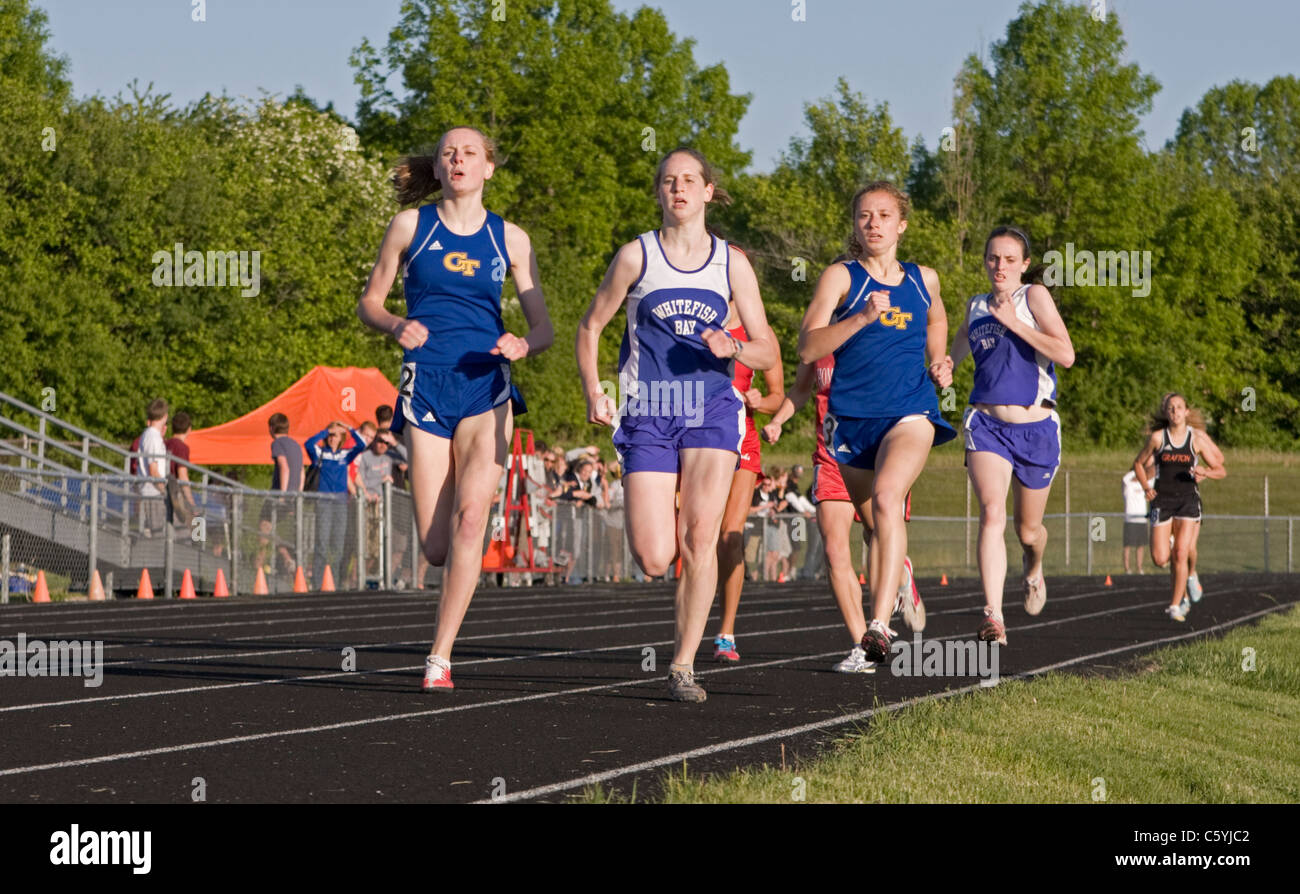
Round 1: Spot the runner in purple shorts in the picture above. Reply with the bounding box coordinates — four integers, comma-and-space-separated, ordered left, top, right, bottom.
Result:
949, 227, 1075, 646
576, 148, 778, 703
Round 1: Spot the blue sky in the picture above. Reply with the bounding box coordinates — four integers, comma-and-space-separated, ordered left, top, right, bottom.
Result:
41, 0, 1300, 171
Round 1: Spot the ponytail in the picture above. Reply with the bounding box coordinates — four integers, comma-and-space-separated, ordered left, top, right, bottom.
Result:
392, 155, 441, 206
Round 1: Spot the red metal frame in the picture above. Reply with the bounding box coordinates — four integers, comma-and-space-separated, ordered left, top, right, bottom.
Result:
481, 429, 558, 573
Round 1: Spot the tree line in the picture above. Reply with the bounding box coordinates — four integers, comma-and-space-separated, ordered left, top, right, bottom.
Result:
3, 0, 1296, 454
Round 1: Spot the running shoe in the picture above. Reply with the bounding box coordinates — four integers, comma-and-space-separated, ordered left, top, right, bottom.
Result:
1166, 601, 1188, 622
1023, 555, 1046, 616
1180, 595, 1190, 616
713, 635, 740, 663
978, 608, 1008, 646
896, 556, 926, 632
860, 619, 893, 663
668, 667, 707, 703
833, 645, 877, 674
1187, 573, 1203, 603
422, 654, 453, 692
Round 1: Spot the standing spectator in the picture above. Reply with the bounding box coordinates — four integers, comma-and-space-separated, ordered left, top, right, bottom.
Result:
305, 422, 367, 589
601, 461, 625, 582
1122, 468, 1149, 574
165, 411, 197, 525
375, 405, 408, 489
562, 456, 599, 584
257, 413, 302, 574
357, 429, 398, 585
136, 398, 169, 537
782, 468, 816, 578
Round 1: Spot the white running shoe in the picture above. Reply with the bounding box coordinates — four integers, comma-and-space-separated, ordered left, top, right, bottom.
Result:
896, 556, 926, 631
833, 645, 877, 674
1187, 574, 1203, 603
1166, 602, 1188, 622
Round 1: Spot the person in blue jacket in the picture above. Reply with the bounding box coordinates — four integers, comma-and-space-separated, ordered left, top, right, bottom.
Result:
305, 421, 367, 589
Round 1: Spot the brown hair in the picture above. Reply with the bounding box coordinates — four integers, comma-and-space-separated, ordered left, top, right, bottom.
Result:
392, 126, 499, 206
655, 147, 732, 208
268, 412, 290, 435
984, 226, 1047, 286
146, 398, 168, 422
171, 411, 192, 434
846, 181, 911, 259
1148, 392, 1208, 433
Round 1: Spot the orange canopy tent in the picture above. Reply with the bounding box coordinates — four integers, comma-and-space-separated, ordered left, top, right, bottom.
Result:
185, 366, 399, 465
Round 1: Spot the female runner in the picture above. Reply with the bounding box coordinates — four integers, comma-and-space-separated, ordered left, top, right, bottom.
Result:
357, 126, 553, 691
763, 357, 925, 673
577, 148, 778, 702
710, 326, 784, 663
1132, 393, 1225, 620
948, 227, 1074, 645
797, 181, 954, 663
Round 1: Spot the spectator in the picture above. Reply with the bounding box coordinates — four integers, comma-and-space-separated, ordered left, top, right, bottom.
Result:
135, 398, 169, 537
356, 428, 398, 585
601, 461, 625, 582
257, 413, 301, 575
165, 410, 197, 525
304, 421, 367, 589
375, 404, 408, 489
756, 468, 792, 582
1122, 468, 1149, 574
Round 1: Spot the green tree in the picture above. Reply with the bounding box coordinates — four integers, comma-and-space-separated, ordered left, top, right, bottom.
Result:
350, 0, 751, 444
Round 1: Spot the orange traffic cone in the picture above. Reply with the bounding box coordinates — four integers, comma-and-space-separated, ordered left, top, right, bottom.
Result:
859, 572, 866, 585
320, 565, 336, 593
88, 569, 106, 601
293, 566, 308, 593
777, 572, 786, 583
33, 570, 50, 603
253, 566, 269, 595
213, 567, 229, 598
1104, 574, 1113, 587
179, 568, 196, 600
940, 573, 949, 586
137, 568, 154, 600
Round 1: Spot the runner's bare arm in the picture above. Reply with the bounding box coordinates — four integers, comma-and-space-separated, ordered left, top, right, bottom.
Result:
357, 209, 423, 349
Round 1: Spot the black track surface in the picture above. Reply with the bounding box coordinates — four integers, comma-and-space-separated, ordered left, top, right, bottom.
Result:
1, 573, 1295, 804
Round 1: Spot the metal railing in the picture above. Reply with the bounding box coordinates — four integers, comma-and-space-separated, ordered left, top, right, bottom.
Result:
2, 466, 1295, 602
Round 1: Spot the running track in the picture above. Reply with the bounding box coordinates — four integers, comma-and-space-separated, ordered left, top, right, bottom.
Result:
1, 573, 1295, 804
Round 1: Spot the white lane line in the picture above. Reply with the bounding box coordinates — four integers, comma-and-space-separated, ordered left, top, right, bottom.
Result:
0, 621, 845, 714
0, 588, 1281, 776
2, 592, 666, 640
482, 600, 1299, 803
5, 584, 1160, 709
93, 594, 830, 666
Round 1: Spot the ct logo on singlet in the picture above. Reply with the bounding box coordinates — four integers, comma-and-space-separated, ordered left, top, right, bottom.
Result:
444, 252, 481, 276
879, 307, 913, 329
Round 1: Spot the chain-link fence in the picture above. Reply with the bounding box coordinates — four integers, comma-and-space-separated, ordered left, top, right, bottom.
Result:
2, 464, 1297, 602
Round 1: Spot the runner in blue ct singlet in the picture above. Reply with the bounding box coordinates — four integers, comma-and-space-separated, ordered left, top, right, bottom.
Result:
824, 260, 956, 469
393, 204, 525, 440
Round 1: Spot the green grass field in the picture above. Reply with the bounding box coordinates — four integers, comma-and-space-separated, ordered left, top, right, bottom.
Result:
579, 605, 1300, 804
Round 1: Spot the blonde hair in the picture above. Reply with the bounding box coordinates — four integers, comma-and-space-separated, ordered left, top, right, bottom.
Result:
392, 126, 499, 206
846, 181, 910, 259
